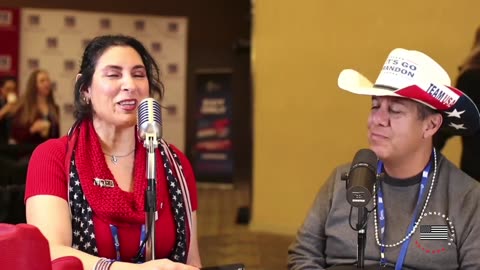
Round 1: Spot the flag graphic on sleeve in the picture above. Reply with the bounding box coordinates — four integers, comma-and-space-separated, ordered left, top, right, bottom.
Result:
420, 225, 449, 240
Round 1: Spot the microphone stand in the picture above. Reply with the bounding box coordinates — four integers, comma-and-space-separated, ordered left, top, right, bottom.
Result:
356, 207, 367, 269
145, 136, 158, 261
328, 207, 370, 270
336, 170, 379, 270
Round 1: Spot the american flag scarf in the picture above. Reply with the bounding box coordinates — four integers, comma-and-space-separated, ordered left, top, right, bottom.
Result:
65, 119, 192, 262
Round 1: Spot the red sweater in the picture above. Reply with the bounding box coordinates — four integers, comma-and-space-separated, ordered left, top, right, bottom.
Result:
25, 136, 198, 261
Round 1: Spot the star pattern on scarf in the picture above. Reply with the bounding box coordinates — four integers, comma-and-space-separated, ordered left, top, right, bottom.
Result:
160, 149, 187, 262
68, 153, 98, 255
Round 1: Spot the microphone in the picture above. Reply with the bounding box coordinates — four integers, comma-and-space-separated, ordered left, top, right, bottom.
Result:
137, 97, 162, 147
345, 149, 378, 208
137, 97, 163, 261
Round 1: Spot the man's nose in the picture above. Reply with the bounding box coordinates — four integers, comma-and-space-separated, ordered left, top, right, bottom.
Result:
371, 107, 389, 126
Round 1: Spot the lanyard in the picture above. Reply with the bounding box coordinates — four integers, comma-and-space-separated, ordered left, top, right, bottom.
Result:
109, 224, 147, 263
376, 159, 431, 270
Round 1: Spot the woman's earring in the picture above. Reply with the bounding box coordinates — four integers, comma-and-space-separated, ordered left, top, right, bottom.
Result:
84, 97, 90, 105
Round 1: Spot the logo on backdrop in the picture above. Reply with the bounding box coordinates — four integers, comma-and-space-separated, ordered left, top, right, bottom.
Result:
64, 59, 76, 72
151, 42, 162, 53
28, 15, 40, 26
168, 22, 178, 33
46, 37, 58, 49
165, 104, 177, 116
167, 63, 178, 75
0, 55, 12, 72
64, 16, 76, 28
99, 18, 111, 30
27, 58, 39, 69
206, 81, 221, 93
134, 20, 145, 31
0, 10, 12, 26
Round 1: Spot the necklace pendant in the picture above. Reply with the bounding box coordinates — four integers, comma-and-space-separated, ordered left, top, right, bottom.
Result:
111, 155, 118, 164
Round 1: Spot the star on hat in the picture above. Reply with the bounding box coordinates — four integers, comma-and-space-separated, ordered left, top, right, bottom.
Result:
449, 123, 467, 130
446, 109, 465, 118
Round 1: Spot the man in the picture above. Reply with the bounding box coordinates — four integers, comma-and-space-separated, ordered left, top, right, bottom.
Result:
288, 48, 480, 270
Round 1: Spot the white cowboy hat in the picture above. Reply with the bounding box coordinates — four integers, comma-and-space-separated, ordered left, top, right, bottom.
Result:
338, 48, 480, 135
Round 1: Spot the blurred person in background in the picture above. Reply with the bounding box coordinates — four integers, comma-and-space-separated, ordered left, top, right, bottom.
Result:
10, 69, 60, 144
0, 77, 18, 144
434, 26, 480, 181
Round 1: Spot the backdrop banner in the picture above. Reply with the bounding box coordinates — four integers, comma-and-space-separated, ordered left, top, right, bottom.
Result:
19, 8, 188, 150
0, 7, 20, 79
193, 70, 234, 184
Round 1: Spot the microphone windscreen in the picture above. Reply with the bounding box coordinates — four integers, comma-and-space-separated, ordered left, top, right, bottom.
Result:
351, 149, 378, 170
346, 149, 378, 208
137, 98, 162, 141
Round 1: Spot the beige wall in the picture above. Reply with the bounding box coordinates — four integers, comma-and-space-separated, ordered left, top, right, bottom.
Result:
250, 0, 478, 235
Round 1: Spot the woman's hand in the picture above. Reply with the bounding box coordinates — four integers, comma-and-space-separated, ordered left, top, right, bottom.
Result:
29, 119, 51, 137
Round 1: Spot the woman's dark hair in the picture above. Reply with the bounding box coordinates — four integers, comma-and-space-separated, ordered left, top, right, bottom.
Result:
74, 35, 164, 120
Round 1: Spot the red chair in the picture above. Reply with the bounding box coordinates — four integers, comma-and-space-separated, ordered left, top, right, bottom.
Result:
0, 223, 83, 270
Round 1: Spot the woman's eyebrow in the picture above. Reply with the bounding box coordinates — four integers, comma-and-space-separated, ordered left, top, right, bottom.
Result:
101, 65, 145, 71
101, 65, 122, 71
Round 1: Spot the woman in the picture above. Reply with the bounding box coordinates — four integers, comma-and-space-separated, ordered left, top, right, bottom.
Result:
434, 27, 480, 181
11, 69, 60, 144
25, 35, 201, 270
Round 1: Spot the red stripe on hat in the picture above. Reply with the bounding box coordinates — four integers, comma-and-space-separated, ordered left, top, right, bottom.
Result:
395, 85, 462, 111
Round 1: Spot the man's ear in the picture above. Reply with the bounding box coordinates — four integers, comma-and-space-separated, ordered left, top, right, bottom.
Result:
424, 113, 443, 139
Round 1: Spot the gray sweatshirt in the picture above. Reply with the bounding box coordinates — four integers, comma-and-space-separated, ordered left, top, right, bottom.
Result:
288, 153, 480, 270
